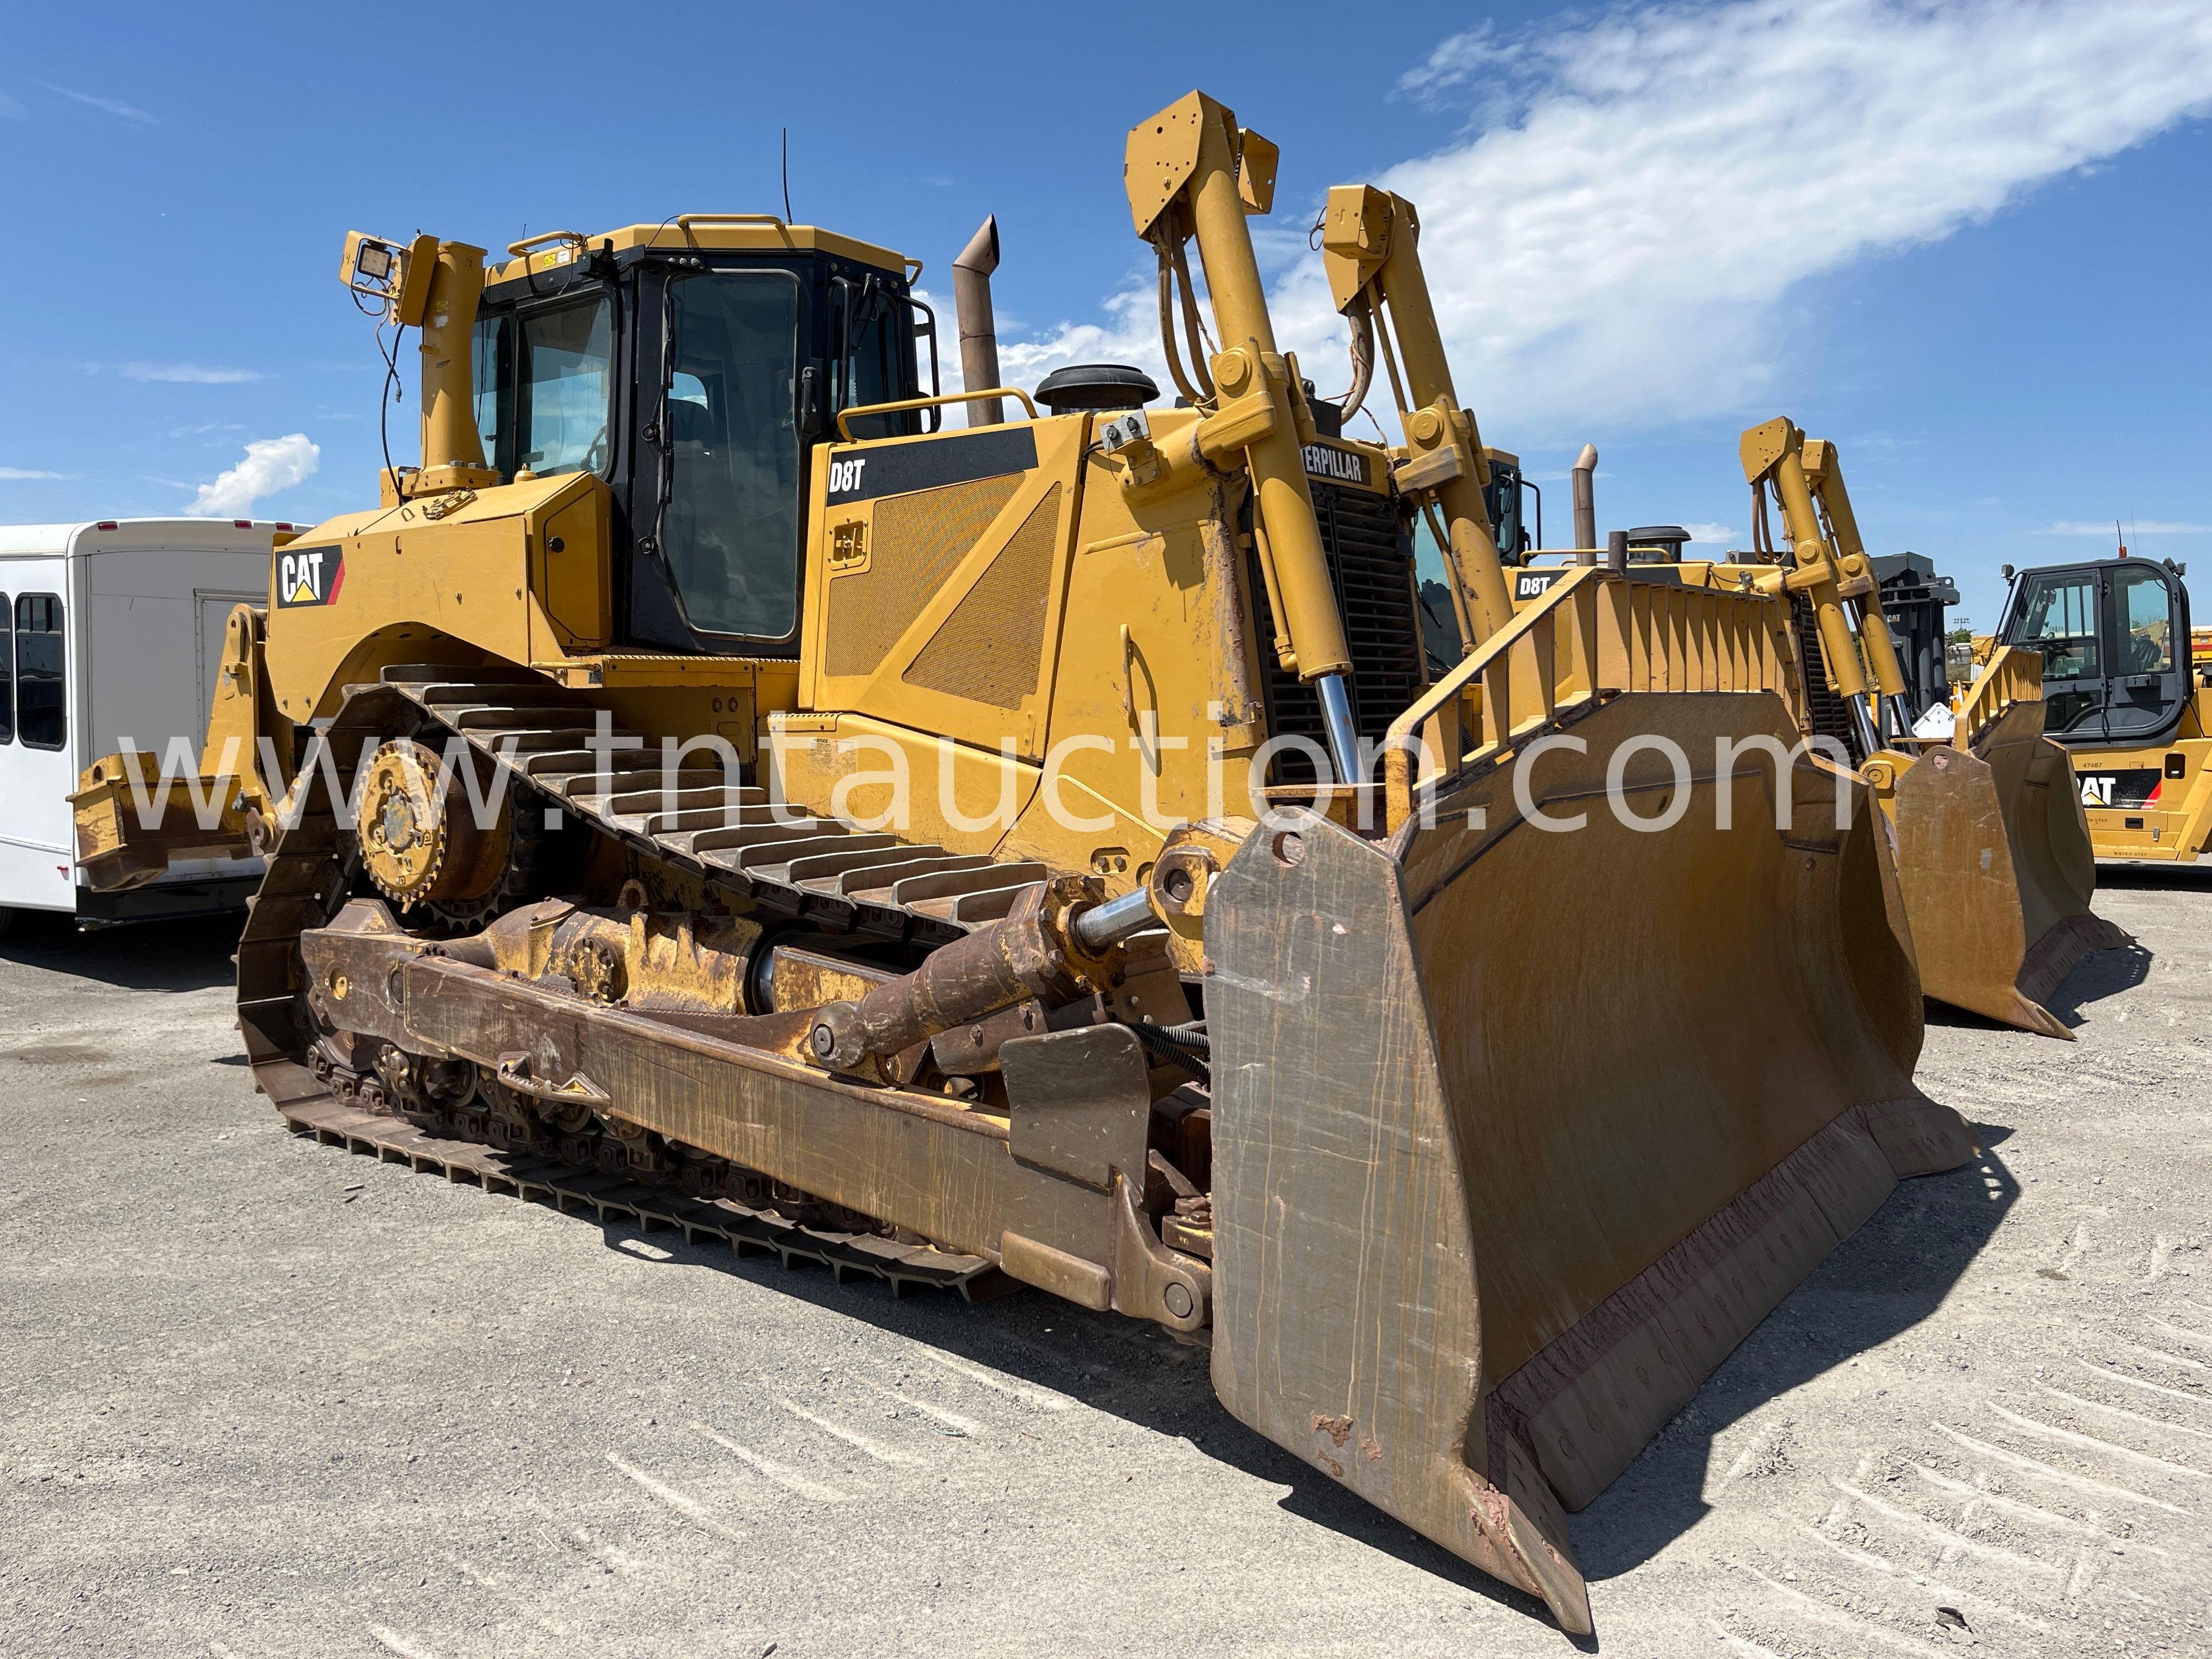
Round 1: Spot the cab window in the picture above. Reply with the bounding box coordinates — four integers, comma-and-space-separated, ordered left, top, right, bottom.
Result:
2112, 564, 2174, 673
2017, 570, 2100, 677
471, 311, 512, 468
0, 593, 12, 744
834, 275, 920, 442
2014, 569, 2101, 734
518, 296, 615, 477
15, 593, 64, 750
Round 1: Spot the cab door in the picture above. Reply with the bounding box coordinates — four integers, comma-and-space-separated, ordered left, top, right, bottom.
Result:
2101, 560, 2190, 745
2006, 564, 2107, 738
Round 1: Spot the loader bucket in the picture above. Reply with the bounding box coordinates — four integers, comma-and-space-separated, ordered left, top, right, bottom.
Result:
1202, 692, 1975, 1633
1888, 700, 2130, 1038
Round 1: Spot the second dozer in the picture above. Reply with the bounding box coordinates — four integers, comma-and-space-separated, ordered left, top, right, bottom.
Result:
1730, 422, 2124, 1036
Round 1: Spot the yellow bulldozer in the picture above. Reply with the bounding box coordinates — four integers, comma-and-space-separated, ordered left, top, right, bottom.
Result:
1717, 425, 2127, 1037
1501, 412, 2126, 1037
70, 93, 1975, 1633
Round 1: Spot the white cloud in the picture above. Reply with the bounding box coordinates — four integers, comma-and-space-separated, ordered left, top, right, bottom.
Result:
123, 362, 266, 384
980, 2, 2212, 451
44, 83, 156, 124
1397, 23, 1518, 104
1260, 0, 2212, 442
1682, 522, 1737, 545
990, 285, 1174, 420
189, 434, 319, 516
2040, 520, 2210, 536
0, 467, 66, 480
929, 277, 1176, 429
0, 93, 25, 121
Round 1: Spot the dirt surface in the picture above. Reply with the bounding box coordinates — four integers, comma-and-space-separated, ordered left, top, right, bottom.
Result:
1, 875, 2207, 1659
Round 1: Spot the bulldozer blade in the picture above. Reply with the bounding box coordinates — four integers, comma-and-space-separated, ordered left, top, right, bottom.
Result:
1889, 701, 2130, 1039
1202, 694, 1975, 1634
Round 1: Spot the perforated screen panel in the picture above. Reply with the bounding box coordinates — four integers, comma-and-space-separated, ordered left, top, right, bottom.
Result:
904, 484, 1063, 711
824, 473, 1024, 680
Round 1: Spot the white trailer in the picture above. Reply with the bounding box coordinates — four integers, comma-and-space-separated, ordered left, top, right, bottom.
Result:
0, 517, 289, 930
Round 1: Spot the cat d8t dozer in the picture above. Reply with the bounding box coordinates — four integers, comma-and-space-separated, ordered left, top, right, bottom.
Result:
73, 93, 1972, 1633
1727, 421, 2127, 1036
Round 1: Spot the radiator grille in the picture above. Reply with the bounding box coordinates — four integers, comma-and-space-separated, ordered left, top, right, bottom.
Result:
904, 484, 1062, 710
1791, 592, 1864, 764
824, 474, 1023, 680
1253, 482, 1426, 787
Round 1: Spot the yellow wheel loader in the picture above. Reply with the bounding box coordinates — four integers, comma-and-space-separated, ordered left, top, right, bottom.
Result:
1988, 552, 2209, 865
71, 94, 1972, 1633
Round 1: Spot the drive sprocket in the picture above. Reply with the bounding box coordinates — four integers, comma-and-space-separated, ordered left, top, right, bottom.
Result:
356, 736, 514, 914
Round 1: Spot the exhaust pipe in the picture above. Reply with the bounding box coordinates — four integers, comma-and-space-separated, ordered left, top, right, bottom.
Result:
952, 215, 1003, 427
1571, 442, 1599, 558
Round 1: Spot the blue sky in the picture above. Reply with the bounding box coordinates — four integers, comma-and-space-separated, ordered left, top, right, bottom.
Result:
3, 0, 2209, 628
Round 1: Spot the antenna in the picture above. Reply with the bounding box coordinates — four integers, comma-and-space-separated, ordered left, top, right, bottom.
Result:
2116, 517, 2128, 560
782, 127, 793, 224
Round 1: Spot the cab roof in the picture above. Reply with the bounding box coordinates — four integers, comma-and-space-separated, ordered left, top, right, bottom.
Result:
486, 219, 914, 287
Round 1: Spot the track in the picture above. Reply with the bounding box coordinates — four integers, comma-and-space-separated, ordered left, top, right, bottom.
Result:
234, 663, 1048, 1301
275, 1093, 1007, 1297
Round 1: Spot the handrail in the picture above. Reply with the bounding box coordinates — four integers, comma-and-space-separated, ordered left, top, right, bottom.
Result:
675, 212, 789, 232
1381, 565, 1794, 832
506, 230, 586, 260
1951, 643, 2044, 751
834, 388, 1038, 440
1384, 566, 1598, 810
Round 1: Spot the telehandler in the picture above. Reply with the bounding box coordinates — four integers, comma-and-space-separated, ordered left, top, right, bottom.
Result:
1991, 551, 2208, 864
71, 93, 1972, 1632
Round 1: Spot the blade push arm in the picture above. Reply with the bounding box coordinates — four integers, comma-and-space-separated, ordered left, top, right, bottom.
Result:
1320, 185, 1513, 654
1740, 419, 1911, 749
1125, 92, 1362, 785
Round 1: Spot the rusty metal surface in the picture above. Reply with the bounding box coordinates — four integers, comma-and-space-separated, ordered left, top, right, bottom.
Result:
1889, 701, 2130, 1037
1202, 691, 1973, 1637
272, 1089, 1006, 1297
229, 679, 1094, 1301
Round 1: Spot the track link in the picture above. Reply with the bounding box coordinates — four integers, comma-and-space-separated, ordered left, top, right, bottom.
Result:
236, 666, 1051, 1301
378, 663, 1048, 942
276, 1093, 1007, 1297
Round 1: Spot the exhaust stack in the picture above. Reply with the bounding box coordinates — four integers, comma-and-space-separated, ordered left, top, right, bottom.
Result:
952, 216, 1004, 427
1571, 443, 1599, 557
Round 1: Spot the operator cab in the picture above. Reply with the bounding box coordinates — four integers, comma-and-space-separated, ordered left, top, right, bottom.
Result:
468, 221, 935, 657
1998, 555, 2193, 745
1481, 448, 1537, 563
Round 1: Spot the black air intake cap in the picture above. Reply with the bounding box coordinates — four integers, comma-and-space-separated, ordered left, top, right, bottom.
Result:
1035, 364, 1159, 414
1627, 525, 1692, 562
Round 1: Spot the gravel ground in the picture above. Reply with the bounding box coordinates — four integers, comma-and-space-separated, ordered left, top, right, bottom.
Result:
1, 874, 2206, 1659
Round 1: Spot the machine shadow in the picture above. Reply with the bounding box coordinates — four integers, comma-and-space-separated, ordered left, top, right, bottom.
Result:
2042, 942, 2154, 1024
575, 1123, 2017, 1633
1923, 942, 2155, 1034
0, 910, 240, 993
1570, 1126, 2017, 1581
590, 1213, 1571, 1629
